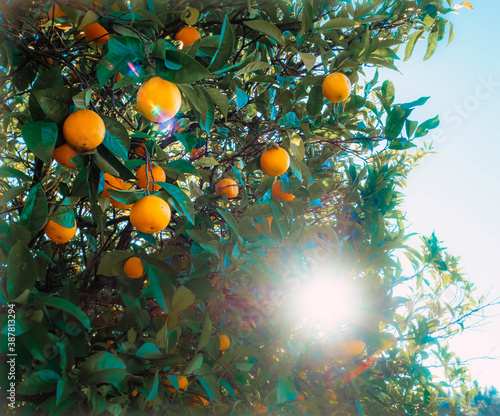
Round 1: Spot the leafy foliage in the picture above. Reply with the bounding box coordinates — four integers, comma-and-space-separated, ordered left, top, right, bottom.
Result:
0, 1, 483, 415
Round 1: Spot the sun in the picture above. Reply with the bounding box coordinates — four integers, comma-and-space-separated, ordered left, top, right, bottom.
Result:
290, 268, 361, 334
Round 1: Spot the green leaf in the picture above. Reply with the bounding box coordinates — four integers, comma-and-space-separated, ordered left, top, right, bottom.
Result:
142, 258, 175, 313
33, 88, 78, 123
236, 87, 248, 110
146, 369, 160, 401
307, 85, 324, 116
95, 145, 136, 180
72, 88, 92, 109
405, 29, 424, 61
42, 295, 91, 330
171, 286, 196, 314
415, 115, 440, 137
0, 166, 31, 182
18, 370, 60, 395
56, 376, 77, 405
158, 50, 213, 83
0, 185, 28, 208
319, 17, 358, 31
279, 111, 301, 127
19, 183, 48, 236
21, 120, 58, 165
166, 159, 198, 176
198, 313, 212, 350
156, 181, 195, 225
7, 242, 37, 300
184, 354, 203, 374
97, 36, 146, 86
216, 208, 239, 234
51, 199, 76, 228
235, 61, 270, 76
208, 15, 235, 71
29, 66, 64, 121
136, 343, 163, 359
424, 29, 439, 61
199, 375, 217, 400
79, 352, 127, 384
277, 374, 298, 403
244, 20, 286, 46
384, 106, 406, 140
101, 116, 130, 160
204, 87, 229, 120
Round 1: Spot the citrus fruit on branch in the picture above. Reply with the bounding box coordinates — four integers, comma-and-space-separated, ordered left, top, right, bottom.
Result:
129, 195, 171, 234
135, 164, 166, 192
322, 72, 351, 103
62, 109, 106, 152
260, 147, 290, 177
136, 76, 182, 123
123, 256, 144, 279
175, 26, 200, 48
271, 179, 295, 202
215, 178, 238, 199
44, 219, 77, 244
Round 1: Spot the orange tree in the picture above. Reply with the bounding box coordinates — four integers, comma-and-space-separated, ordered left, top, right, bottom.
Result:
0, 1, 484, 415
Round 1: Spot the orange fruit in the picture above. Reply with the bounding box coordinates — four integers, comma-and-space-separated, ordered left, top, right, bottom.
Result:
254, 403, 268, 414
123, 256, 144, 279
166, 376, 188, 394
296, 393, 305, 401
110, 183, 134, 210
260, 147, 290, 177
271, 179, 295, 202
215, 178, 238, 199
52, 143, 78, 168
115, 72, 123, 82
131, 390, 138, 397
101, 173, 123, 199
49, 4, 66, 19
189, 395, 209, 408
146, 401, 153, 408
342, 340, 365, 357
63, 109, 106, 152
218, 334, 230, 351
106, 339, 113, 345
135, 164, 166, 192
255, 217, 272, 235
44, 219, 77, 244
136, 77, 181, 123
190, 147, 205, 159
322, 72, 351, 103
175, 26, 200, 48
84, 22, 109, 45
129, 195, 171, 234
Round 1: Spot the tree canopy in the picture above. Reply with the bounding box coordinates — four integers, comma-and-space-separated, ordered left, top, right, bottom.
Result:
0, 1, 484, 415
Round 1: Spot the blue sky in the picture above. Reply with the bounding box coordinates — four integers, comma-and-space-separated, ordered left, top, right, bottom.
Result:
382, 1, 500, 387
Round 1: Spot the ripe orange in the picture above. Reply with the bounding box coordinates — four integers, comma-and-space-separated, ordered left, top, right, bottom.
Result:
136, 77, 181, 123
131, 389, 138, 397
175, 26, 200, 48
84, 22, 109, 45
322, 72, 351, 103
123, 256, 144, 279
342, 340, 366, 357
135, 164, 166, 192
44, 219, 77, 244
271, 179, 295, 202
129, 195, 171, 234
218, 334, 230, 351
166, 376, 188, 393
189, 395, 209, 408
190, 147, 205, 159
260, 147, 290, 177
101, 173, 123, 199
215, 178, 238, 199
110, 183, 134, 210
256, 217, 272, 234
63, 109, 106, 152
254, 403, 268, 414
106, 339, 113, 345
52, 143, 78, 168
49, 4, 66, 19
